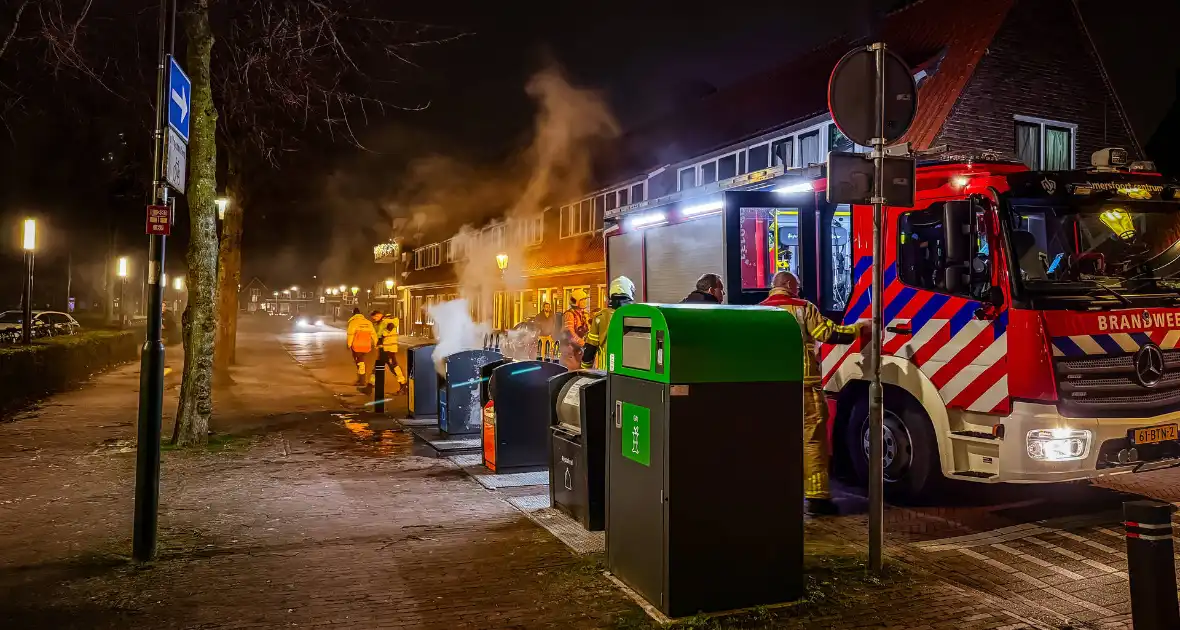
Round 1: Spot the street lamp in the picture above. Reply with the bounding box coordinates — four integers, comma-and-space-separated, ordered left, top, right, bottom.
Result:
496, 252, 509, 271
290, 285, 298, 293
339, 284, 347, 293
20, 219, 36, 344
117, 256, 129, 328
216, 197, 229, 221
173, 276, 184, 291
351, 286, 359, 296
385, 278, 394, 292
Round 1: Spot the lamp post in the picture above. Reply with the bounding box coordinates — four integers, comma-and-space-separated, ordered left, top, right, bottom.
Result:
495, 253, 508, 331
385, 278, 395, 314
117, 256, 129, 328
216, 197, 229, 221
173, 276, 185, 312
21, 219, 36, 344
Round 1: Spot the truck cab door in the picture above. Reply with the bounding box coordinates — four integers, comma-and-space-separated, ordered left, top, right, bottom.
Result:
723, 189, 820, 306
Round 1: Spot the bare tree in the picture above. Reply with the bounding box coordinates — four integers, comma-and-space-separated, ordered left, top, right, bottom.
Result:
169, 0, 459, 444
208, 1, 461, 373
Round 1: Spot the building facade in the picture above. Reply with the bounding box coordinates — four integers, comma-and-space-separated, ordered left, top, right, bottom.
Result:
386, 0, 1140, 333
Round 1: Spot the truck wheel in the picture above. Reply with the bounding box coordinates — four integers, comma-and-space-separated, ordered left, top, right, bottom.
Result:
845, 393, 940, 499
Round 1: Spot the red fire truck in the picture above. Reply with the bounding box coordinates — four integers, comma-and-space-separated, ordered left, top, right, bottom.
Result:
604, 148, 1180, 496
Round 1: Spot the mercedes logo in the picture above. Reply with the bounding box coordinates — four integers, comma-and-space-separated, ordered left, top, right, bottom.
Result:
1135, 344, 1166, 388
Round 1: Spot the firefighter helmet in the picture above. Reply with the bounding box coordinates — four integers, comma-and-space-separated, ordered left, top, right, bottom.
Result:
570, 288, 589, 303
609, 276, 636, 300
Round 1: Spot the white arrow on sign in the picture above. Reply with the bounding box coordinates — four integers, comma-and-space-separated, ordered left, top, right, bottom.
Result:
171, 86, 188, 122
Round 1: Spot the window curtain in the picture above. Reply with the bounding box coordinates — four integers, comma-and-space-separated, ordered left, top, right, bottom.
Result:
1015, 122, 1040, 169
799, 132, 820, 166
1045, 126, 1071, 171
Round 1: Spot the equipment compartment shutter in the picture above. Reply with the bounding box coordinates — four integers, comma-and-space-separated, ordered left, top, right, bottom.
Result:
644, 214, 724, 303
609, 230, 646, 301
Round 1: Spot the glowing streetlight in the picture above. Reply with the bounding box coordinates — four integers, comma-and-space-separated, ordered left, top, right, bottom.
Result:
22, 219, 36, 251
290, 285, 299, 292
495, 252, 509, 271
385, 278, 394, 291
273, 291, 279, 297
173, 276, 184, 291
350, 286, 359, 296
216, 197, 229, 221
115, 256, 129, 329
20, 219, 36, 344
338, 284, 347, 293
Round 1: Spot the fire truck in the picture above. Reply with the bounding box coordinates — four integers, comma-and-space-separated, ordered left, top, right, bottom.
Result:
604, 148, 1180, 496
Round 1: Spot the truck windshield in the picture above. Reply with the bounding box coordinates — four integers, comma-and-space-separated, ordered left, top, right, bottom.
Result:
1007, 198, 1180, 296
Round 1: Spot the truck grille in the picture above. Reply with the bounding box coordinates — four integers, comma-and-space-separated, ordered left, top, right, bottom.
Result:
1056, 349, 1180, 417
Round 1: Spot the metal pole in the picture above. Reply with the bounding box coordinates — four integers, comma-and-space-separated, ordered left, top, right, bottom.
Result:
133, 0, 173, 564
21, 250, 33, 344
1123, 500, 1179, 629
374, 352, 386, 414
867, 42, 887, 574
66, 252, 72, 311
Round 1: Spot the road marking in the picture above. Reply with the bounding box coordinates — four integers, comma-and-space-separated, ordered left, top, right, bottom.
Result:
1042, 585, 1117, 617
992, 543, 1086, 580
958, 548, 1049, 588
1022, 537, 1126, 578
1055, 530, 1120, 555
915, 523, 1050, 551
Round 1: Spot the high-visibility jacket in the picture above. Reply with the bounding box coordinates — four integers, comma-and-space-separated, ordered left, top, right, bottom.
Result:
759, 288, 858, 387
377, 318, 399, 352
581, 297, 632, 369
346, 314, 377, 353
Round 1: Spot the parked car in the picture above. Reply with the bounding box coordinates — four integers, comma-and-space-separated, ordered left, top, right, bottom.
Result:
0, 310, 81, 340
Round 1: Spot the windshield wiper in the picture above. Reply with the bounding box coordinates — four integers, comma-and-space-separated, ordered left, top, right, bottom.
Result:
1077, 278, 1133, 306
1027, 278, 1133, 306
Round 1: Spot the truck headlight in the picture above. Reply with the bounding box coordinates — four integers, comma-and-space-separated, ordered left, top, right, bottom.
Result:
1026, 428, 1091, 461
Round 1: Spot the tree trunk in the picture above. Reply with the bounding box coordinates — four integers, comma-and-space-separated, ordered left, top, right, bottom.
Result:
214, 153, 242, 373
172, 0, 218, 447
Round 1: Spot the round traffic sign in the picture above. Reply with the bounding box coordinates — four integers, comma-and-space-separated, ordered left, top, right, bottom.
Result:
827, 46, 917, 146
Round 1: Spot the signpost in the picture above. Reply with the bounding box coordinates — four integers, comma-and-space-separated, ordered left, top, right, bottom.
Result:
167, 56, 191, 142
146, 204, 171, 236
164, 129, 186, 192
134, 0, 184, 564
827, 43, 918, 573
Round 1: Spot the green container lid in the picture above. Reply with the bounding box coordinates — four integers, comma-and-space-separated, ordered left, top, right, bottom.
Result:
605, 303, 803, 384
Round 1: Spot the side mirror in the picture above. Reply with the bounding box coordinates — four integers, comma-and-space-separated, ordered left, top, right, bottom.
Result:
943, 200, 973, 266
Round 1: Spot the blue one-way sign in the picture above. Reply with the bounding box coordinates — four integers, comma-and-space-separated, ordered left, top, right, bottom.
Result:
167, 56, 191, 143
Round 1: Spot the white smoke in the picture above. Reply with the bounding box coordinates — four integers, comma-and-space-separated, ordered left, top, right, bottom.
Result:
427, 298, 489, 373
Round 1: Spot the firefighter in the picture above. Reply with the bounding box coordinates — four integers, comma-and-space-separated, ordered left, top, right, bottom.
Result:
346, 308, 378, 387
560, 288, 590, 370
373, 310, 407, 392
760, 271, 861, 516
581, 276, 635, 370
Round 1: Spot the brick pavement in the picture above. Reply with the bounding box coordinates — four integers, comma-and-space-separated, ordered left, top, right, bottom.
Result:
0, 318, 1151, 629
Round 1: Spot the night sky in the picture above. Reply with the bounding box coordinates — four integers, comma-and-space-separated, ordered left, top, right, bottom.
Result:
0, 0, 1177, 308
